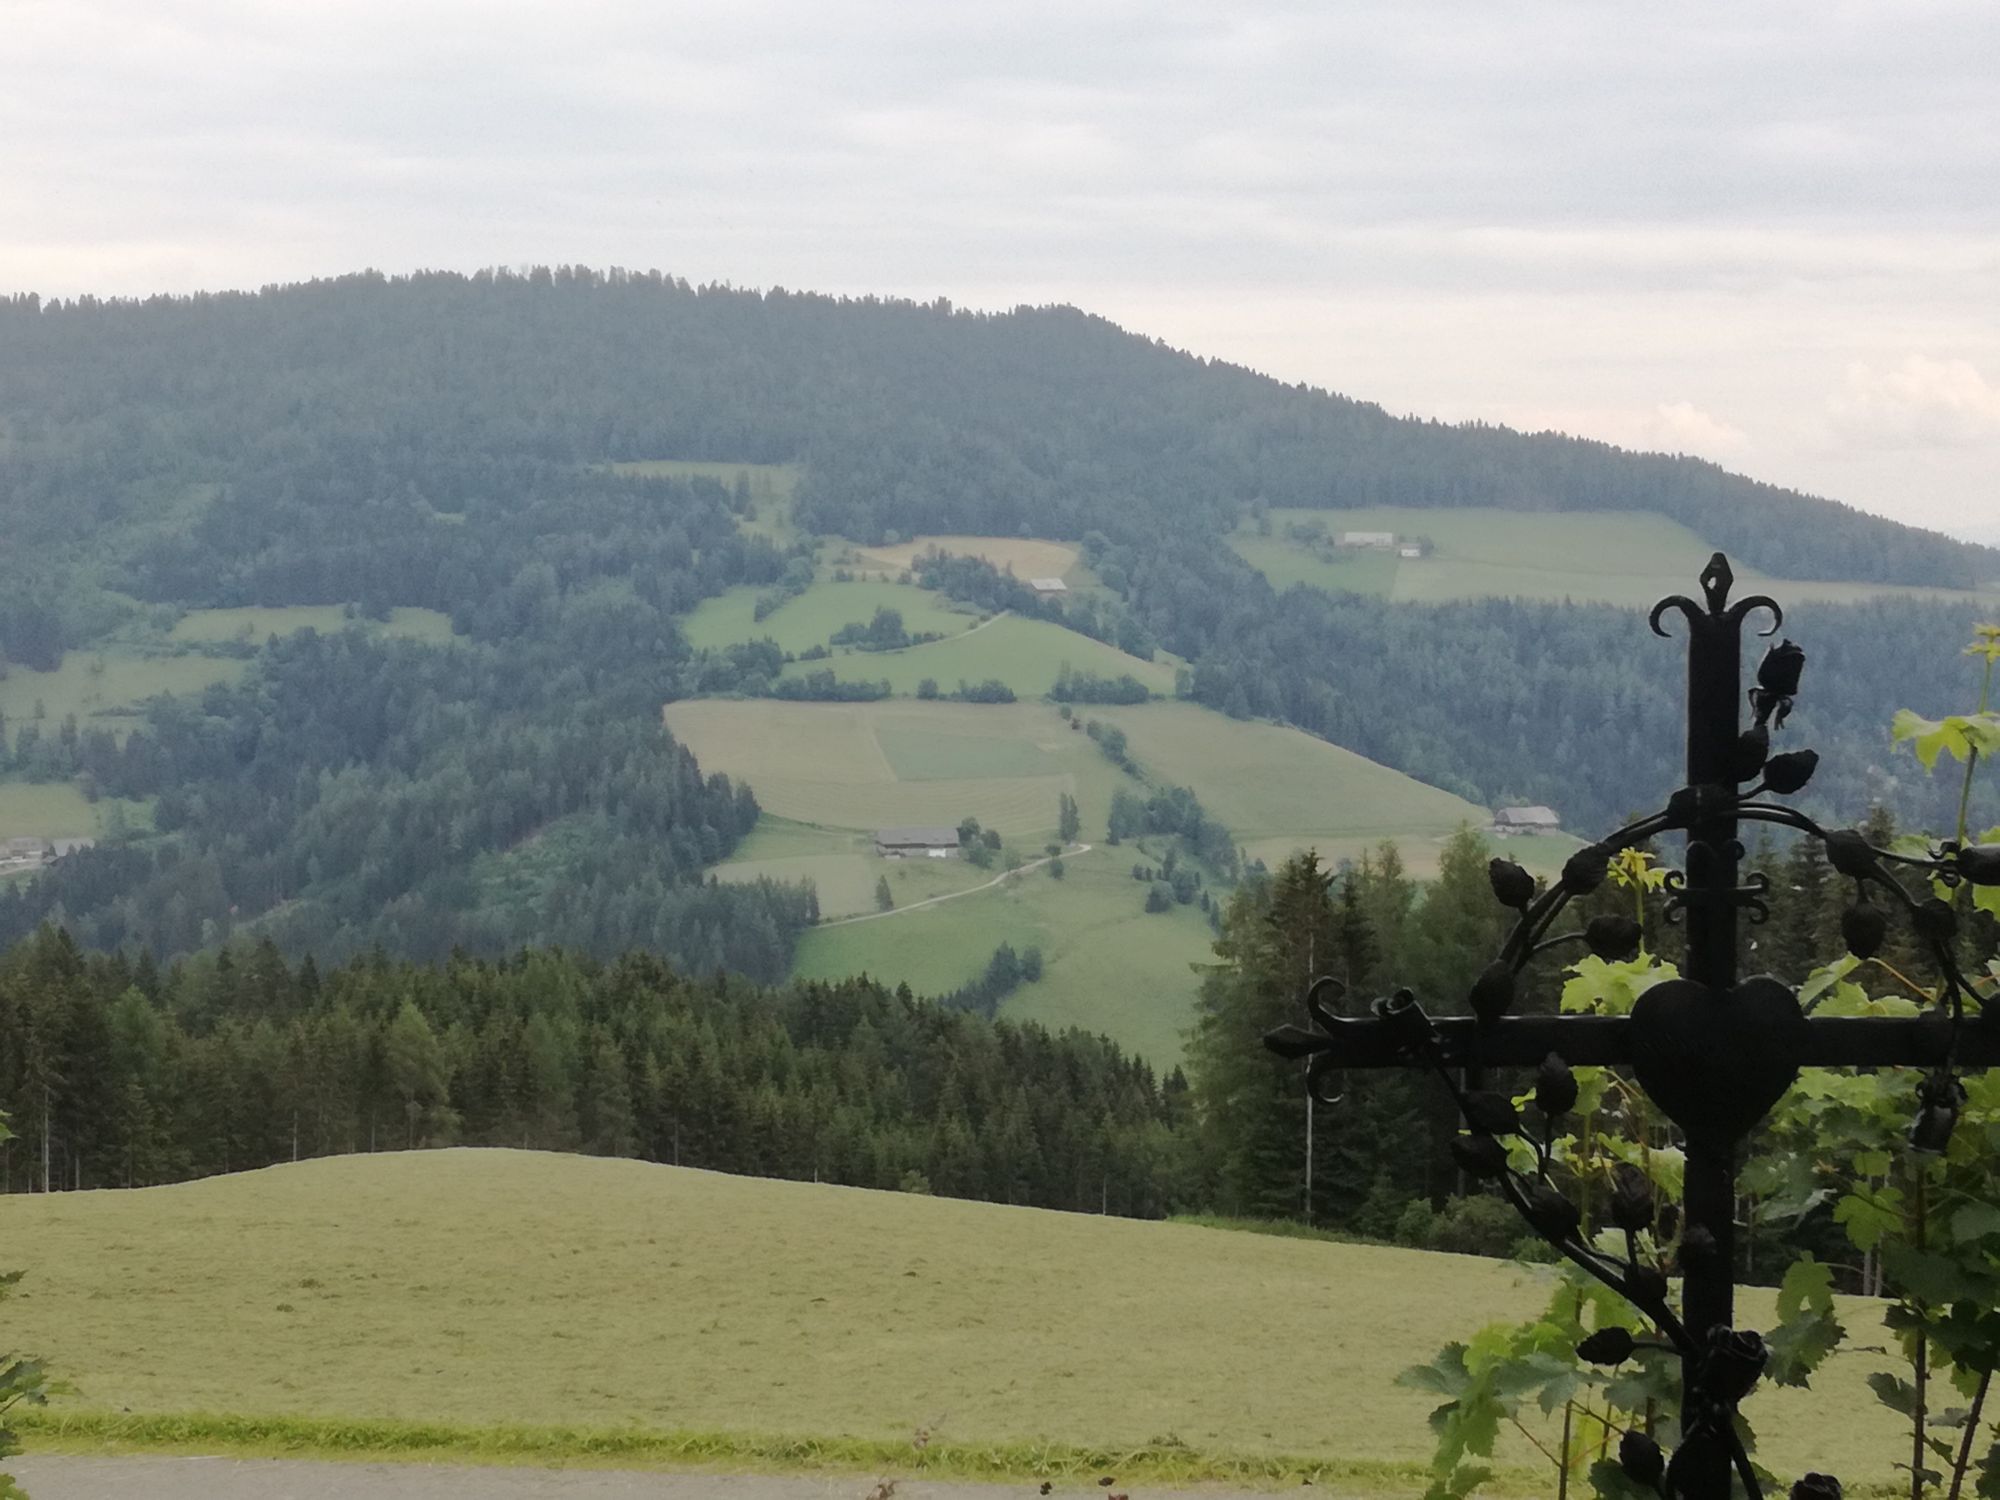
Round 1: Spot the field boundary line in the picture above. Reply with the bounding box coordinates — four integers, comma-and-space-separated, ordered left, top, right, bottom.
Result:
818, 841, 1092, 928
14, 1409, 1546, 1494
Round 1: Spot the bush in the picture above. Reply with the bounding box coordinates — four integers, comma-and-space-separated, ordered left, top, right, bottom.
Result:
1428, 1194, 1521, 1258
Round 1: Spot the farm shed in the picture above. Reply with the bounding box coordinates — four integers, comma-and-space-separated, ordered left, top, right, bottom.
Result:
874, 826, 962, 859
1337, 531, 1397, 549
1028, 577, 1069, 594
1491, 805, 1562, 835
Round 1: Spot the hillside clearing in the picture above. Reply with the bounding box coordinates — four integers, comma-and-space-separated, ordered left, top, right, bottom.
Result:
0, 653, 245, 733
0, 782, 150, 841
851, 535, 1079, 580
1233, 508, 2000, 609
681, 580, 976, 655
2, 1151, 1911, 1487
775, 614, 1174, 698
666, 697, 1514, 1062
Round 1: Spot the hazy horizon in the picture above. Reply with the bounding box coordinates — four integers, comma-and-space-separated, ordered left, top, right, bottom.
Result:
6, 1, 1996, 541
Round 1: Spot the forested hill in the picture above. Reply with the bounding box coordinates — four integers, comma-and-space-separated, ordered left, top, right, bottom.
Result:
3, 270, 1992, 590
0, 268, 1993, 972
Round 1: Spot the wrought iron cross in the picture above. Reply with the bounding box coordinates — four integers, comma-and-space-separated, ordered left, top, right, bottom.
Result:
1266, 554, 2000, 1498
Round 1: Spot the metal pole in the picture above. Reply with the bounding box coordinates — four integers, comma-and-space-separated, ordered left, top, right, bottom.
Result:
1678, 577, 1742, 1499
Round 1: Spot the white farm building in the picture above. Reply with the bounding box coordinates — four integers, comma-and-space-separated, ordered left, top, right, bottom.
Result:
874, 826, 961, 859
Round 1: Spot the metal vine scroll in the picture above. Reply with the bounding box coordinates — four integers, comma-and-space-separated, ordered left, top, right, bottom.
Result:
1265, 554, 2000, 1499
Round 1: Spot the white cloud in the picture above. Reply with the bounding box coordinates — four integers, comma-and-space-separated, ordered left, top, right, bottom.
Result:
1640, 402, 1750, 458
1828, 356, 2000, 449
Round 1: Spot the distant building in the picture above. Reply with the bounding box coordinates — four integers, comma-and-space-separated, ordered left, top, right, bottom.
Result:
1337, 531, 1397, 549
0, 836, 55, 869
874, 826, 962, 859
1492, 806, 1562, 836
50, 837, 94, 859
1398, 543, 1424, 559
1028, 577, 1069, 594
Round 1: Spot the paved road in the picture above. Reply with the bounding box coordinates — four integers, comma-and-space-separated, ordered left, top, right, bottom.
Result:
9, 1457, 1287, 1499
816, 844, 1093, 930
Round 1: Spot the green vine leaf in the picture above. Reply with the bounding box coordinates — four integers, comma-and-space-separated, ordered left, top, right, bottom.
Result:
1766, 1256, 1844, 1388
1891, 708, 2000, 769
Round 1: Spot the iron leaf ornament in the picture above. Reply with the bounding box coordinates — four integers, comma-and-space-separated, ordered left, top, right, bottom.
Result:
1264, 554, 1999, 1499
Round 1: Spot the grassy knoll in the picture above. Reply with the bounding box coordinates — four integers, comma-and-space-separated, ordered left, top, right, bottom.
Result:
776, 614, 1175, 698
0, 782, 150, 841
169, 606, 456, 644
2, 1151, 1909, 1488
796, 852, 1213, 1065
853, 534, 1079, 580
1233, 508, 2000, 609
0, 652, 244, 733
680, 580, 975, 655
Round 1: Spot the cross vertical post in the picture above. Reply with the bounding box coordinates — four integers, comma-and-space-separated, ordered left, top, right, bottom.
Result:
1677, 556, 1757, 1498
1264, 553, 2000, 1499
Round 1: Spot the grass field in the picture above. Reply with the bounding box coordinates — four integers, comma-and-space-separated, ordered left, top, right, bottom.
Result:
0, 781, 151, 841
796, 851, 1213, 1064
0, 652, 245, 733
666, 698, 1527, 1062
1, 1151, 1912, 1488
1233, 508, 2000, 609
680, 580, 977, 655
852, 535, 1079, 580
776, 614, 1175, 698
664, 699, 1124, 843
169, 606, 456, 644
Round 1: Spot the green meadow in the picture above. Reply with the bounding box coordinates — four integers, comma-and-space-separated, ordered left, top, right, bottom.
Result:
796, 851, 1213, 1066
1233, 508, 2000, 609
0, 652, 245, 734
681, 580, 976, 655
666, 697, 1520, 1063
2, 1151, 1912, 1489
0, 782, 150, 841
776, 613, 1176, 698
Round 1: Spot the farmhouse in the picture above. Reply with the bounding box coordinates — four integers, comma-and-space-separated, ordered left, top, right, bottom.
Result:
1492, 805, 1562, 835
874, 826, 961, 859
1337, 531, 1397, 549
1028, 577, 1068, 595
1398, 543, 1423, 559
0, 836, 56, 873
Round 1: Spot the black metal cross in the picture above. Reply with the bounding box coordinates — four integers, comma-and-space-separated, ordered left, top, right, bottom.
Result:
1266, 554, 2000, 1498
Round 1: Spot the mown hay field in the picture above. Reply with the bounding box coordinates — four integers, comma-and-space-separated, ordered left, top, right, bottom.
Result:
2, 1151, 1910, 1488
0, 652, 245, 735
853, 534, 1079, 580
665, 698, 1509, 1063
0, 782, 151, 842
680, 580, 977, 655
775, 614, 1176, 698
1232, 508, 2000, 609
794, 850, 1213, 1066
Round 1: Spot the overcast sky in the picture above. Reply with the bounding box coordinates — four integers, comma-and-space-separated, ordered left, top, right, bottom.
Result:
6, 0, 1997, 541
